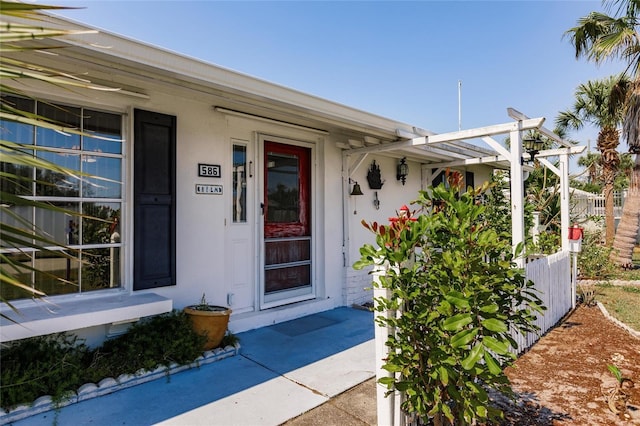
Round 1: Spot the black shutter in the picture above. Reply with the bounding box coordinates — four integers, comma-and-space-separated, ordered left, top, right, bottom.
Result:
133, 109, 176, 290
465, 171, 474, 191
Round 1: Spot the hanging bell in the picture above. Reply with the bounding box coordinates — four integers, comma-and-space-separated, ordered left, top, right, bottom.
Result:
350, 182, 364, 196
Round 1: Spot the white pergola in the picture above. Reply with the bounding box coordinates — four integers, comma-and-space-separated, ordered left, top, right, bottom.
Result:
345, 109, 586, 426
343, 108, 586, 264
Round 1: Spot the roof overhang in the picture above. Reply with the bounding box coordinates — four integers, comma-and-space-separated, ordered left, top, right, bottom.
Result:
5, 12, 427, 144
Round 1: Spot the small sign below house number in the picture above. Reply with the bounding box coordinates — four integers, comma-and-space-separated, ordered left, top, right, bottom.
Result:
195, 184, 223, 195
198, 163, 221, 178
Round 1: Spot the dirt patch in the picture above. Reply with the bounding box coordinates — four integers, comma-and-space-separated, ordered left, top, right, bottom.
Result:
497, 305, 640, 425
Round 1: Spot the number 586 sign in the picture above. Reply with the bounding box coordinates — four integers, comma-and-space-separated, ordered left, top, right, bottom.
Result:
198, 163, 221, 178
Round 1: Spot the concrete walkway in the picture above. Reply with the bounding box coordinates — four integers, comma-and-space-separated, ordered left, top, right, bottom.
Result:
11, 307, 376, 426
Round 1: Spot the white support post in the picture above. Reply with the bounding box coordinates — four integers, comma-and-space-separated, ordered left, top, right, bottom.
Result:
559, 153, 570, 252
373, 264, 395, 426
559, 153, 576, 309
342, 155, 350, 268
509, 126, 526, 267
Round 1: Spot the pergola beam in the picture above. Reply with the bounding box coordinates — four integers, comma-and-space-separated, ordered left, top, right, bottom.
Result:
536, 146, 586, 157
421, 117, 545, 145
344, 139, 415, 155
508, 107, 573, 148
427, 155, 508, 169
426, 145, 586, 169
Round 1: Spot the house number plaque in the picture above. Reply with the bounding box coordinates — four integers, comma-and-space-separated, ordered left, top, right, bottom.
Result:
198, 163, 221, 178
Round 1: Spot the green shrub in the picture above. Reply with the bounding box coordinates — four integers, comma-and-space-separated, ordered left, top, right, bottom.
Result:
355, 172, 545, 425
87, 310, 206, 382
578, 230, 617, 279
0, 310, 231, 411
0, 333, 92, 410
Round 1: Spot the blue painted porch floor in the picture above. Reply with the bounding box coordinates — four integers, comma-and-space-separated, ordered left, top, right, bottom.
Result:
12, 307, 375, 426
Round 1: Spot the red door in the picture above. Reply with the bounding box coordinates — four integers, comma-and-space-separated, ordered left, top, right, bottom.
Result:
262, 141, 312, 306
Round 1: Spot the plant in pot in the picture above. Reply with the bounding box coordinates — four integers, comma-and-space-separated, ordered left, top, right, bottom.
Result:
183, 294, 232, 351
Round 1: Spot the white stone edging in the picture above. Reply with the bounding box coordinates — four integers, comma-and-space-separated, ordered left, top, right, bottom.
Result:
596, 302, 640, 339
0, 344, 240, 425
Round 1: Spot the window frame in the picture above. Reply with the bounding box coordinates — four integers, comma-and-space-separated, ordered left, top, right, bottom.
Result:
0, 96, 125, 300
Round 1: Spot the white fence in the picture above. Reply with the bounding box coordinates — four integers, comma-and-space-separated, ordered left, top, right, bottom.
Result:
571, 190, 625, 220
514, 251, 573, 354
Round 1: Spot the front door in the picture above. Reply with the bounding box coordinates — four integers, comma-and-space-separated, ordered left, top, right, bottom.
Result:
261, 140, 313, 308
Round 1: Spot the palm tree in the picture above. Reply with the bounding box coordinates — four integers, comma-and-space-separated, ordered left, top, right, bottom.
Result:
557, 76, 628, 245
1, 2, 112, 314
566, 0, 640, 265
578, 152, 602, 186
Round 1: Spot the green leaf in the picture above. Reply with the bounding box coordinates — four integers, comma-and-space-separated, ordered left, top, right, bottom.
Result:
450, 328, 478, 348
481, 318, 508, 333
352, 260, 368, 270
483, 351, 502, 375
444, 290, 470, 309
441, 403, 453, 422
442, 313, 472, 331
607, 364, 622, 382
426, 310, 440, 323
461, 343, 484, 370
378, 376, 395, 386
382, 363, 403, 373
476, 405, 488, 418
479, 304, 499, 314
438, 366, 449, 386
482, 335, 509, 354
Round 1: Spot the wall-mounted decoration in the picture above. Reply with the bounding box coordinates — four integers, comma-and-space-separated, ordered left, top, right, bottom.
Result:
349, 178, 364, 196
366, 160, 384, 189
373, 191, 380, 210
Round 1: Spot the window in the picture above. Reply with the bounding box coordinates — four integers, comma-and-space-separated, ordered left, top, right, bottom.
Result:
1, 96, 123, 300
232, 144, 247, 223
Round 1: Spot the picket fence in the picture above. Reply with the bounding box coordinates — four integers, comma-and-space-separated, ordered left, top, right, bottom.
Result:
571, 189, 625, 220
515, 250, 573, 354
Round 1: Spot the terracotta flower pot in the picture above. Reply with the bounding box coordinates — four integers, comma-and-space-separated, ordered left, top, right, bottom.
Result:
184, 305, 232, 350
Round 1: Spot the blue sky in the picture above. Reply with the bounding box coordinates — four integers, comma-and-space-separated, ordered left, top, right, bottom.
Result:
52, 1, 627, 167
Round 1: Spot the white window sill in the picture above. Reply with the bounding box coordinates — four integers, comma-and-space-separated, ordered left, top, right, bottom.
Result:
0, 292, 172, 343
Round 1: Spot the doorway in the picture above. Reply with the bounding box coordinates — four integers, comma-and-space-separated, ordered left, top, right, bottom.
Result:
261, 140, 313, 308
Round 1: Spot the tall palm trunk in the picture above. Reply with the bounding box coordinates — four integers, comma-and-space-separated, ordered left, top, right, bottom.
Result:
611, 156, 640, 266
611, 81, 640, 266
598, 128, 620, 245
603, 169, 616, 246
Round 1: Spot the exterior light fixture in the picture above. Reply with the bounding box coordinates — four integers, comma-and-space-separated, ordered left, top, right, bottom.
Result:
373, 191, 380, 210
350, 179, 364, 196
522, 137, 544, 164
396, 157, 408, 185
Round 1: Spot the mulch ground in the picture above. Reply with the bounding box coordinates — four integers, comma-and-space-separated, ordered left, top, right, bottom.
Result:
497, 305, 640, 425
